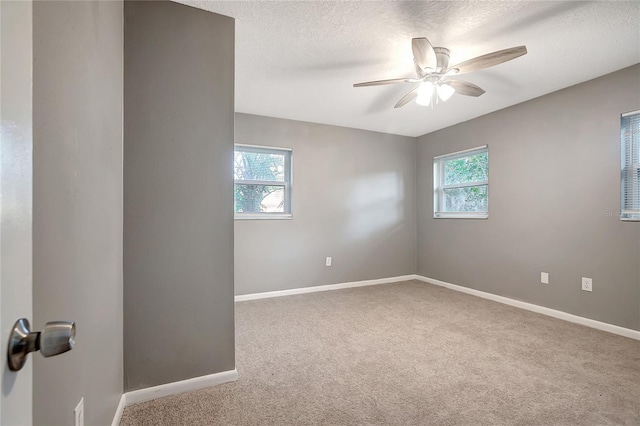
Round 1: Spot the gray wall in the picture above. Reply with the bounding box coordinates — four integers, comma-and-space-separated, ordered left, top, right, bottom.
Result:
417, 65, 640, 331
124, 1, 235, 391
235, 114, 417, 295
1, 1, 33, 424
33, 1, 123, 425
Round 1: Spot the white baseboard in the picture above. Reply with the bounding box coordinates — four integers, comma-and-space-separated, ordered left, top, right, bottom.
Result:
111, 394, 126, 426
123, 369, 238, 407
415, 275, 640, 341
235, 274, 417, 302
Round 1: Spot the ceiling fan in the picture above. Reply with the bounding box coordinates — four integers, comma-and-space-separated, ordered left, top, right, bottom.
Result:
353, 37, 527, 108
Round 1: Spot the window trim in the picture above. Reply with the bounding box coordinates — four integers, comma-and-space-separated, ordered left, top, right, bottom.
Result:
620, 110, 640, 222
433, 145, 489, 220
234, 144, 293, 220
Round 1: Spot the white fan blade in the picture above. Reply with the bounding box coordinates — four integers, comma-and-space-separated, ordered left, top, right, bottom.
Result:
353, 78, 411, 87
446, 80, 486, 97
394, 87, 419, 108
412, 37, 437, 73
449, 46, 527, 75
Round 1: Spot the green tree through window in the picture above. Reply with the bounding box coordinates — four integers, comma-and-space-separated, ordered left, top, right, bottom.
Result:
234, 146, 292, 216
434, 146, 489, 218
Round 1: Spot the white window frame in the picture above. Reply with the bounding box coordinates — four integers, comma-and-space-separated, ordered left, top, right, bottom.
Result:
234, 144, 293, 220
621, 110, 640, 221
433, 145, 489, 219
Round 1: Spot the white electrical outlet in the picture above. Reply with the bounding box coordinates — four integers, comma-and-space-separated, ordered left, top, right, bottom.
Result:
74, 398, 84, 426
581, 277, 593, 292
325, 257, 332, 267
541, 272, 549, 284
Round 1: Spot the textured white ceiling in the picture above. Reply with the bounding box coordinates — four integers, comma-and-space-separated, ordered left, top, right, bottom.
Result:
181, 1, 640, 137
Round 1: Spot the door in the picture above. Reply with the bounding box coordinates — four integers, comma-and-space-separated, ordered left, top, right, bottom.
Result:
1, 0, 34, 424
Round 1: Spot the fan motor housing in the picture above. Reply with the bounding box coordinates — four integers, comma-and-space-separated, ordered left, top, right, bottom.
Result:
433, 47, 450, 71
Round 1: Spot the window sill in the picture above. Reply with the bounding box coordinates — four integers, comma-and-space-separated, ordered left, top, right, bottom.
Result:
234, 214, 293, 221
434, 212, 488, 219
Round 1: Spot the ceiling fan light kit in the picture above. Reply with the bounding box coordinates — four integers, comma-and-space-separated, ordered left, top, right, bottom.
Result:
416, 82, 435, 106
354, 37, 527, 109
416, 80, 456, 107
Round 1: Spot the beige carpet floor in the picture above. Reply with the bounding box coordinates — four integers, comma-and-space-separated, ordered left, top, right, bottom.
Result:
121, 280, 640, 425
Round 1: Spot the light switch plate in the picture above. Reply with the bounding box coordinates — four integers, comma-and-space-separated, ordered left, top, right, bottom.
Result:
541, 272, 549, 284
325, 257, 332, 267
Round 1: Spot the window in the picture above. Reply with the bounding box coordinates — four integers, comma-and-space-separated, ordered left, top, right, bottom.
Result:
433, 145, 488, 219
234, 144, 292, 219
621, 111, 640, 221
